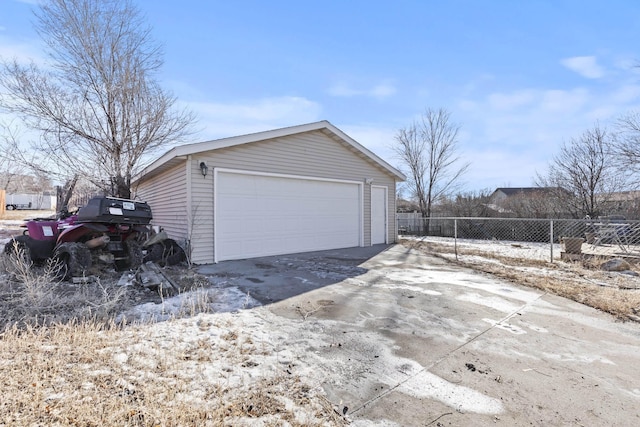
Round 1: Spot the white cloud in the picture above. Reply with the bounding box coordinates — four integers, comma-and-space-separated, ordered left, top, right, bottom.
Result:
370, 83, 397, 99
487, 90, 536, 110
451, 70, 640, 191
609, 84, 640, 104
327, 83, 356, 97
612, 57, 638, 71
194, 96, 320, 122
458, 99, 479, 111
460, 149, 543, 190
340, 124, 399, 167
328, 81, 397, 100
561, 56, 605, 79
465, 87, 602, 146
0, 35, 46, 65
585, 106, 617, 122
540, 88, 589, 113
180, 96, 323, 141
460, 74, 496, 96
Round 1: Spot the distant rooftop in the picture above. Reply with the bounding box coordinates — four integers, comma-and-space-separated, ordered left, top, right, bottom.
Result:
493, 187, 566, 197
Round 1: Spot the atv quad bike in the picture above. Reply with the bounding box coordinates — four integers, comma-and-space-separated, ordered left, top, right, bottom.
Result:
3, 196, 183, 279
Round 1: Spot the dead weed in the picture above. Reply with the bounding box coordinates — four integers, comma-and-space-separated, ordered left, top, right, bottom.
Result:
403, 239, 640, 321
0, 317, 347, 426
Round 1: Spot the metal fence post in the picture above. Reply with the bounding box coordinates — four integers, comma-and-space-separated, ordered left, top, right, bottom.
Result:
454, 218, 458, 261
550, 220, 554, 263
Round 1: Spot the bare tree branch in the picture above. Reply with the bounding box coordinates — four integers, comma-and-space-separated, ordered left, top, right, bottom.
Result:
615, 110, 640, 183
0, 120, 56, 191
0, 0, 196, 198
393, 108, 469, 222
537, 123, 624, 218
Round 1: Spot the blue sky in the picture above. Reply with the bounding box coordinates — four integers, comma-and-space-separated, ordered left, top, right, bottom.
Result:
2, 0, 640, 192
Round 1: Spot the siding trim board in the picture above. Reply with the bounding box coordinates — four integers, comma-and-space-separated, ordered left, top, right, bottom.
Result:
186, 156, 193, 250
371, 185, 388, 245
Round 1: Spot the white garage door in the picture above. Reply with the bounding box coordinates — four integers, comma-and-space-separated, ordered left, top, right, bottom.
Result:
215, 171, 362, 261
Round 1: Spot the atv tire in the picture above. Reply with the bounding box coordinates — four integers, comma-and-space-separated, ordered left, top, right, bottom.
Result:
144, 242, 164, 263
144, 239, 186, 266
3, 237, 33, 270
162, 239, 186, 265
124, 239, 144, 269
54, 242, 92, 280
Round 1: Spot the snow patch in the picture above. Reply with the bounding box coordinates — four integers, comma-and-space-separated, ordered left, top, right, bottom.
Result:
542, 352, 616, 365
398, 370, 504, 414
482, 318, 527, 335
373, 283, 441, 296
457, 292, 523, 313
117, 286, 261, 323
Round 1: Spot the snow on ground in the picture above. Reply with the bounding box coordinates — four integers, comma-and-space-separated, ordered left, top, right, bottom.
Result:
0, 220, 26, 227
1, 217, 345, 424
0, 219, 266, 322
403, 235, 562, 262
0, 221, 565, 321
117, 284, 262, 323
4, 218, 639, 424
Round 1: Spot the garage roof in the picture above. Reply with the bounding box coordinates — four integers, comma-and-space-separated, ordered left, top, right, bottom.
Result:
135, 120, 406, 183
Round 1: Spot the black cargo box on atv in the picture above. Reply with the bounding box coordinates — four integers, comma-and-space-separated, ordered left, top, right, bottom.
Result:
76, 197, 152, 225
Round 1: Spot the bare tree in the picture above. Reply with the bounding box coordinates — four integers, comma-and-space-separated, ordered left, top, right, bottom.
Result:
537, 124, 623, 218
0, 0, 195, 199
0, 123, 16, 188
444, 189, 493, 217
500, 189, 570, 219
615, 110, 640, 182
0, 121, 51, 193
394, 108, 469, 223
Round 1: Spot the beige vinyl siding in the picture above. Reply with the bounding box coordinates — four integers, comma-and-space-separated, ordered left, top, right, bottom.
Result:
138, 128, 399, 264
188, 158, 215, 264
197, 130, 396, 251
135, 162, 189, 243
203, 132, 387, 180
390, 193, 398, 242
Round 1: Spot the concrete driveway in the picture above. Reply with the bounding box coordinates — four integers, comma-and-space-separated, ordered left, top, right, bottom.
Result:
199, 244, 640, 426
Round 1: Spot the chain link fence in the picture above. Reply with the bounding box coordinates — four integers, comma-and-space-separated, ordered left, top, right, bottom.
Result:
398, 216, 640, 262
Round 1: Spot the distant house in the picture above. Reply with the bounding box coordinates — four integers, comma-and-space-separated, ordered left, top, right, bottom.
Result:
490, 187, 552, 204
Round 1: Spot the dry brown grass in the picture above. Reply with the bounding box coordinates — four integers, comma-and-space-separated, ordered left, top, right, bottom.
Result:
0, 245, 347, 426
0, 317, 347, 426
0, 248, 128, 328
402, 239, 640, 321
0, 209, 55, 221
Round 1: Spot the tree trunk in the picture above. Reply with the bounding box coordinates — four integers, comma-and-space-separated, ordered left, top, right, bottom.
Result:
113, 175, 131, 199
57, 174, 78, 214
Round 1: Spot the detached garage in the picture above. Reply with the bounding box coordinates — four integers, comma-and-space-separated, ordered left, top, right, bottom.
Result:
133, 121, 405, 264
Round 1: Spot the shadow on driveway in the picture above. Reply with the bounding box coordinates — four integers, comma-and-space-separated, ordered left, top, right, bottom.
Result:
197, 244, 391, 305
